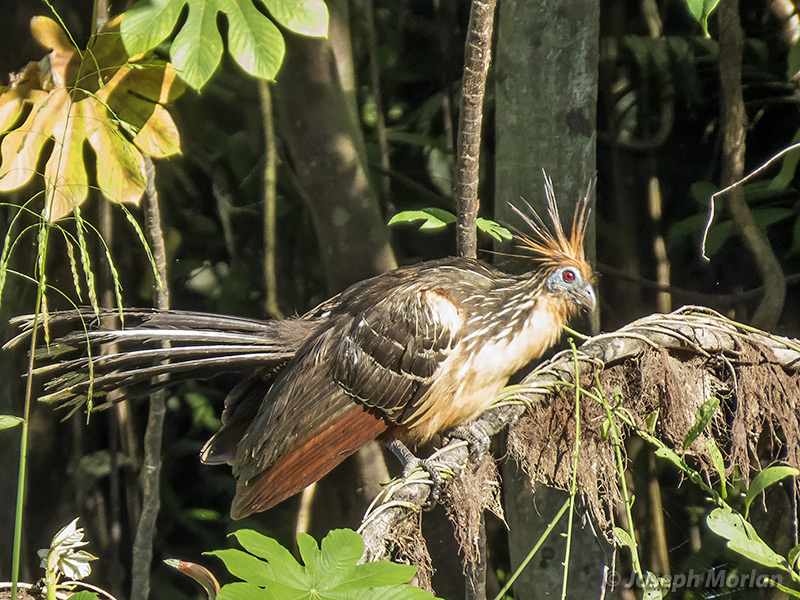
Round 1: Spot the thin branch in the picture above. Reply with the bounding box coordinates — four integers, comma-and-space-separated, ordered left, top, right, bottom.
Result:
456, 0, 497, 259
130, 157, 170, 600
259, 81, 284, 319
716, 0, 786, 329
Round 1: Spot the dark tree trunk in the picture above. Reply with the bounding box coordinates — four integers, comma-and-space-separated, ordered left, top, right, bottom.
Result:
274, 3, 396, 294
494, 0, 611, 598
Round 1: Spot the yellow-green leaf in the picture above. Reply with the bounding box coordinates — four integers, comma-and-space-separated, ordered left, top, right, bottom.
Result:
30, 16, 78, 89
42, 98, 90, 221
0, 91, 67, 193
83, 98, 147, 206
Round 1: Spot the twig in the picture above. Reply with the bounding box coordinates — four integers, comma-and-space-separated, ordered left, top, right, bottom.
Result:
456, 0, 497, 259
258, 81, 283, 319
130, 157, 170, 600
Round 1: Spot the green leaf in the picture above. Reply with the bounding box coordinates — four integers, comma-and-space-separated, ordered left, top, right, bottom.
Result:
642, 572, 670, 600
207, 549, 276, 587
654, 447, 687, 472
683, 0, 721, 36
599, 416, 611, 441
744, 466, 799, 518
705, 437, 727, 499
476, 218, 513, 242
706, 507, 791, 571
217, 581, 269, 600
263, 0, 329, 37
614, 527, 636, 553
224, 0, 285, 83
67, 592, 99, 600
232, 529, 305, 583
789, 543, 800, 572
122, 0, 286, 90
0, 415, 23, 430
682, 397, 719, 451
121, 0, 185, 56
388, 208, 456, 230
645, 410, 659, 435
215, 529, 435, 599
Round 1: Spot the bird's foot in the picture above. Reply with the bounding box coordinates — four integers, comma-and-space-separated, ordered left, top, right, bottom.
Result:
386, 438, 459, 508
442, 422, 491, 466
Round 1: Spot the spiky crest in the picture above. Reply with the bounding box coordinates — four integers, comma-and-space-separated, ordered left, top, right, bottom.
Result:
511, 172, 594, 280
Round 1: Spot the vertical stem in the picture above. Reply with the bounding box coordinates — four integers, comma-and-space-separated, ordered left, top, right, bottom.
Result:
258, 81, 283, 319
12, 221, 52, 599
130, 158, 170, 600
456, 0, 497, 259
717, 0, 785, 328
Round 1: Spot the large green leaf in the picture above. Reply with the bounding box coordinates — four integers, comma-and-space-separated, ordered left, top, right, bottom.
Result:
706, 507, 792, 572
121, 0, 330, 89
212, 528, 435, 599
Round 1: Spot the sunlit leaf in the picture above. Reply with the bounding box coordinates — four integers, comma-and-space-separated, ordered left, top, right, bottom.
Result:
0, 16, 183, 221
212, 529, 434, 599
388, 208, 456, 230
706, 507, 791, 572
265, 0, 328, 37
744, 466, 799, 518
477, 217, 512, 242
0, 415, 24, 430
683, 0, 721, 37
705, 437, 727, 499
682, 396, 719, 451
121, 0, 290, 90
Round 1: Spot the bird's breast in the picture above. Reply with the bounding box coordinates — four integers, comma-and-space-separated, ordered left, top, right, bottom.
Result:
397, 297, 564, 444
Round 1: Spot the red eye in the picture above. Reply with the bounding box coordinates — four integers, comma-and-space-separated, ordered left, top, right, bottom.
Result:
562, 269, 575, 282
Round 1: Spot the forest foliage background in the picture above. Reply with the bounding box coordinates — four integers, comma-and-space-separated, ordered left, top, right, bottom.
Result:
0, 0, 799, 598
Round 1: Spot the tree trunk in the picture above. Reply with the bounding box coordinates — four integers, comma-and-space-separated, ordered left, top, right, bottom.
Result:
494, 0, 611, 598
274, 1, 396, 294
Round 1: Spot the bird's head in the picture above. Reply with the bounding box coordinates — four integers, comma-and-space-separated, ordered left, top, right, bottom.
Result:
545, 265, 596, 312
512, 173, 598, 314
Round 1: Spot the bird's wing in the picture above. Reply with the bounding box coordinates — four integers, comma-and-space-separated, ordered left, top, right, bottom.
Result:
330, 286, 462, 421
227, 285, 464, 518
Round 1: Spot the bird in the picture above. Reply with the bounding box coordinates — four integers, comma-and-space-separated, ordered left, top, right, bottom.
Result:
6, 179, 597, 519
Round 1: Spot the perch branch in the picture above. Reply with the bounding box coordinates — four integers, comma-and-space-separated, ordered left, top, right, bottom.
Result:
358, 306, 800, 562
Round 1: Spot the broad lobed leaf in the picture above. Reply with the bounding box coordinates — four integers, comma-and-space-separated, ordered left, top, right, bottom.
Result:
213, 529, 435, 599
0, 15, 183, 221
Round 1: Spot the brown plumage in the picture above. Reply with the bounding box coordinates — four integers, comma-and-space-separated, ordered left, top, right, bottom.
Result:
6, 187, 596, 519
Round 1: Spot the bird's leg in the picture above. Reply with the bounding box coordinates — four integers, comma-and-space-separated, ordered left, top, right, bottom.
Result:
442, 421, 491, 465
386, 438, 459, 507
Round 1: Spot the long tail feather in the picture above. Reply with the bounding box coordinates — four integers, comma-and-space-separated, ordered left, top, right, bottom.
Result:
6, 309, 315, 410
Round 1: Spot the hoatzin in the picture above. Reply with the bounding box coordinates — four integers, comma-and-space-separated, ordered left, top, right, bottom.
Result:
6, 183, 596, 519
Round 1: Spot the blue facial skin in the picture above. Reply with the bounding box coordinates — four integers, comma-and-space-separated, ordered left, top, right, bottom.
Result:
546, 266, 597, 311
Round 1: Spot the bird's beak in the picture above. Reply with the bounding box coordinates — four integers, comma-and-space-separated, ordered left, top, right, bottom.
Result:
572, 283, 597, 312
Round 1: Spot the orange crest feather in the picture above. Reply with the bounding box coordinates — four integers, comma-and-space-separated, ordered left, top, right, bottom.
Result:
511, 172, 594, 279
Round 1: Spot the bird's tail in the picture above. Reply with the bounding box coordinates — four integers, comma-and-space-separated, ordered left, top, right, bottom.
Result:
4, 309, 313, 412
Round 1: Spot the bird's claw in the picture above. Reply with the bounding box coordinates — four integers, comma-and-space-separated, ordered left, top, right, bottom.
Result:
387, 438, 459, 508
442, 422, 490, 466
